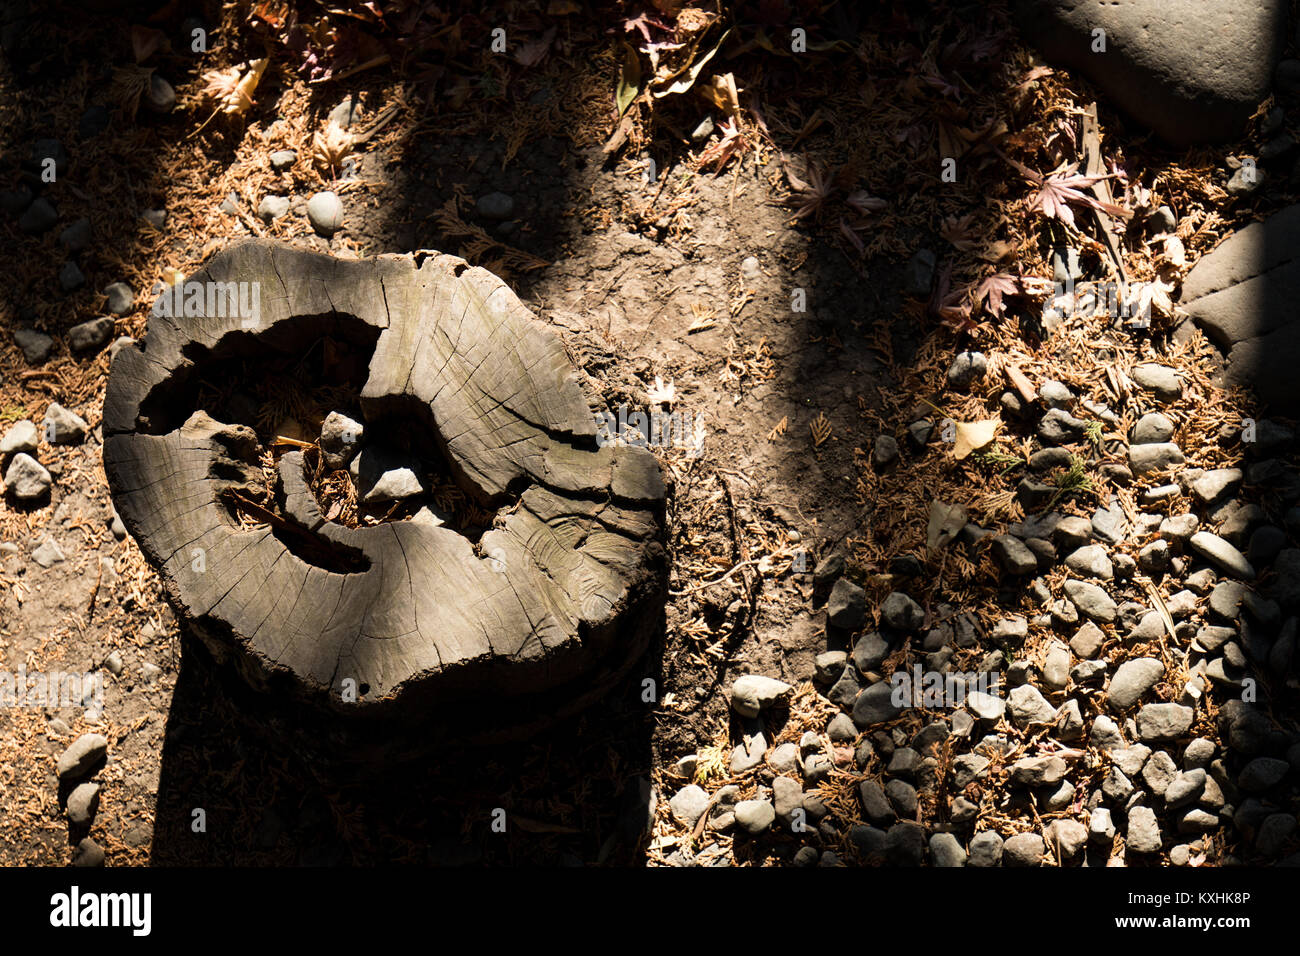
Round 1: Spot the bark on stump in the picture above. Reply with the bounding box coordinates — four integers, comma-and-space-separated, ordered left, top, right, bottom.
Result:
103, 240, 667, 764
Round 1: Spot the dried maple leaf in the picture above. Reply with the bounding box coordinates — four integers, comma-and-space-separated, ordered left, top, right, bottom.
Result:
845, 189, 887, 216
974, 273, 1020, 316
1032, 167, 1103, 227
785, 160, 834, 221
927, 500, 967, 552
200, 59, 268, 117
624, 11, 665, 42
697, 117, 745, 173
647, 375, 677, 406
312, 121, 355, 174
839, 217, 865, 255
228, 59, 268, 115
200, 66, 242, 106
1015, 65, 1054, 90
1003, 154, 1132, 228
928, 261, 977, 333
514, 26, 556, 67
940, 213, 978, 252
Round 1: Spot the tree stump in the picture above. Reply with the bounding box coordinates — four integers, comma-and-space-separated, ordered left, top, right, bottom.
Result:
103, 240, 667, 763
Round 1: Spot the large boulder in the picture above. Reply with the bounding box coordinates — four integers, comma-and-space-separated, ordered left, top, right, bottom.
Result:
1013, 0, 1287, 146
1180, 204, 1300, 410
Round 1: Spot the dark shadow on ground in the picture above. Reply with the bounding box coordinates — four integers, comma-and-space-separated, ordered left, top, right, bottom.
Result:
151, 623, 664, 865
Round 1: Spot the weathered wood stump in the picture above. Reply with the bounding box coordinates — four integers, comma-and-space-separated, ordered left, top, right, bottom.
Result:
104, 240, 666, 763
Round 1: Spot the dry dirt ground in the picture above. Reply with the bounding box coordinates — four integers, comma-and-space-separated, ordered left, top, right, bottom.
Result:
0, 1, 1296, 866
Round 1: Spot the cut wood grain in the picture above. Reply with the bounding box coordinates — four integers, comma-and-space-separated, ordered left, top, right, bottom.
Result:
103, 240, 667, 762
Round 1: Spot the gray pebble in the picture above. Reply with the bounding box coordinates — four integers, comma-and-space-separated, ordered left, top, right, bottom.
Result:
66, 782, 100, 825
329, 97, 363, 128
1238, 757, 1289, 792
20, 197, 57, 234
828, 577, 867, 630
881, 591, 924, 631
1038, 408, 1086, 444
1107, 658, 1164, 711
1045, 819, 1088, 862
43, 403, 87, 444
1132, 412, 1174, 445
67, 317, 114, 354
306, 191, 344, 236
72, 837, 105, 867
1064, 578, 1117, 622
1127, 806, 1162, 853
947, 351, 987, 390
813, 650, 846, 685
1003, 832, 1045, 866
258, 195, 290, 222
476, 191, 515, 221
827, 712, 857, 742
0, 420, 38, 456
730, 674, 791, 718
1148, 206, 1176, 233
1130, 442, 1184, 475
668, 784, 709, 827
145, 74, 176, 113
734, 799, 775, 835
57, 733, 107, 781
1089, 807, 1115, 844
103, 282, 134, 314
1191, 468, 1242, 505
929, 832, 966, 866
884, 821, 926, 865
58, 261, 85, 292
1189, 531, 1255, 581
59, 218, 91, 251
1038, 379, 1072, 409
6, 454, 52, 501
768, 742, 799, 775
992, 535, 1038, 575
968, 830, 1003, 867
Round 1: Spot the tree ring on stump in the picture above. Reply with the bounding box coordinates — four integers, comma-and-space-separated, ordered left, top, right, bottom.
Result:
103, 240, 667, 764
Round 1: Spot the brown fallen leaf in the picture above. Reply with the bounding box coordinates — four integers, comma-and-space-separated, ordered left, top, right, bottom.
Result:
228, 58, 268, 115
312, 120, 355, 174
513, 26, 556, 67
698, 71, 740, 116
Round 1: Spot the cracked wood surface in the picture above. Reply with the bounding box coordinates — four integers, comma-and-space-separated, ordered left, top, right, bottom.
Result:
103, 240, 666, 745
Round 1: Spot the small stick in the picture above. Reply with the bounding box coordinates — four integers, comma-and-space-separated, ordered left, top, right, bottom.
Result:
85, 558, 103, 626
